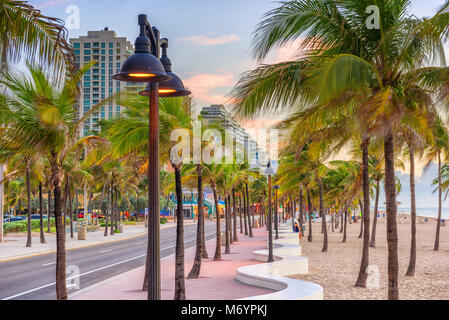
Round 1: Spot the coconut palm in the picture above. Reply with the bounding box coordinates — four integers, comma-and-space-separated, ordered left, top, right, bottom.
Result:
0, 64, 110, 300
232, 0, 449, 299
0, 0, 73, 74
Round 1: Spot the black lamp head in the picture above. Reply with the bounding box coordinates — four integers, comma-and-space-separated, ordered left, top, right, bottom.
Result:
113, 22, 170, 83
139, 42, 191, 97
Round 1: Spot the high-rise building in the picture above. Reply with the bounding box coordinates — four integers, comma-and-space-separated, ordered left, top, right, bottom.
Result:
70, 28, 141, 136
200, 104, 267, 168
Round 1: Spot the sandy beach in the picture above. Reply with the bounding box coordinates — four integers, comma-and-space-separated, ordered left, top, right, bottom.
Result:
291, 216, 449, 300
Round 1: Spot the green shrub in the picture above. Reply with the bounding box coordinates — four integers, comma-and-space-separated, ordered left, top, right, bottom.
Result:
160, 217, 168, 224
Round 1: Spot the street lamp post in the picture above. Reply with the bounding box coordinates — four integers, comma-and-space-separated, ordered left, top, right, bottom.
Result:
113, 14, 190, 300
274, 185, 280, 240
264, 161, 275, 263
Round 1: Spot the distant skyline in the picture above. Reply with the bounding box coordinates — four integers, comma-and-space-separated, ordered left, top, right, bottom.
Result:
28, 0, 449, 208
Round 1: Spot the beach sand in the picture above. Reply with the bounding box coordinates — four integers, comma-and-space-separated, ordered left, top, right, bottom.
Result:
290, 216, 449, 300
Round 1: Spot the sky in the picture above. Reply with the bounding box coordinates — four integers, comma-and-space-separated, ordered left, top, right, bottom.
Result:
28, 0, 449, 210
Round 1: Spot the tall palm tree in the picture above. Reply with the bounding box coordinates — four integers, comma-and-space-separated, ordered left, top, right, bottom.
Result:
232, 0, 449, 299
0, 64, 109, 300
428, 115, 449, 252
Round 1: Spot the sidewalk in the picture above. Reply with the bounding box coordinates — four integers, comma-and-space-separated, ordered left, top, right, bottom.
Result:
0, 221, 193, 262
71, 227, 274, 300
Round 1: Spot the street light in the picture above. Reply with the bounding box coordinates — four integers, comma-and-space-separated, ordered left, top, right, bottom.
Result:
274, 185, 280, 240
140, 42, 191, 97
263, 161, 275, 263
113, 14, 190, 300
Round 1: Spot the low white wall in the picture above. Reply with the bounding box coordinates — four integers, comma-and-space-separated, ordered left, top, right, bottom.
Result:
235, 224, 323, 300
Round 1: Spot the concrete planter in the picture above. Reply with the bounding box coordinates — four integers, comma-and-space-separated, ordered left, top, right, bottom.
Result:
118, 224, 124, 233
77, 227, 87, 240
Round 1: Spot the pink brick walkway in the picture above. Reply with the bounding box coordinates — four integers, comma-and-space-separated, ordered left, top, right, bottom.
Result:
72, 226, 274, 300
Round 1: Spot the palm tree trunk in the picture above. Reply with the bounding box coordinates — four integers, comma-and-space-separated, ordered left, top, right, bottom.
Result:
227, 195, 233, 246
110, 182, 115, 236
358, 199, 364, 238
243, 191, 248, 236
53, 163, 67, 300
63, 180, 68, 235
39, 182, 46, 243
187, 165, 204, 279
406, 146, 417, 276
173, 164, 186, 300
343, 210, 348, 243
212, 182, 221, 261
239, 194, 243, 234
319, 178, 327, 252
224, 195, 231, 254
355, 138, 371, 288
232, 188, 238, 242
340, 212, 343, 233
68, 177, 73, 239
369, 180, 380, 247
307, 189, 313, 242
25, 161, 32, 248
434, 151, 442, 251
47, 188, 51, 233
246, 183, 253, 238
384, 131, 399, 300
104, 184, 110, 237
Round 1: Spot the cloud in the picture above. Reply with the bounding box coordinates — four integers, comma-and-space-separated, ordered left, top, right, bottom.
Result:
177, 33, 241, 46
183, 72, 235, 104
35, 0, 77, 9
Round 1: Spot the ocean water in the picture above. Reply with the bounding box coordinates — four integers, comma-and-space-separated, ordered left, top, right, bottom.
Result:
376, 207, 449, 219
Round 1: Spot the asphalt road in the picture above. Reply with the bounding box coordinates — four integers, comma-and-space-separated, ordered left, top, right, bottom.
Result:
0, 221, 221, 300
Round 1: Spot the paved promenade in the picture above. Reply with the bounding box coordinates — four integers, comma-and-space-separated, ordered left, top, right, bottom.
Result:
0, 221, 194, 262
71, 226, 274, 300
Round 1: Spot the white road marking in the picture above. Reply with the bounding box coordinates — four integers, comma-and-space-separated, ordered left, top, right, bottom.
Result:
100, 249, 112, 254
135, 242, 144, 246
2, 231, 218, 300
42, 262, 56, 267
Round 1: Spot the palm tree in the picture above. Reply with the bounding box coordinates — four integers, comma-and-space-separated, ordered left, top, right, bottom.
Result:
0, 64, 109, 300
232, 0, 449, 299
428, 115, 449, 251
0, 0, 73, 74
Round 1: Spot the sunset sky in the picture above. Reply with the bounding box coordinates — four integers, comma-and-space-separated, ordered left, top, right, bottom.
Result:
29, 0, 449, 210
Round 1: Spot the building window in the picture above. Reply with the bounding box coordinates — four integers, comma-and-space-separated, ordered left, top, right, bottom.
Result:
73, 43, 80, 48
109, 56, 113, 61
109, 42, 113, 48
84, 56, 91, 62
101, 56, 105, 62
84, 43, 91, 48
74, 50, 80, 55
84, 49, 91, 55
93, 42, 99, 47
101, 42, 105, 48
116, 62, 120, 68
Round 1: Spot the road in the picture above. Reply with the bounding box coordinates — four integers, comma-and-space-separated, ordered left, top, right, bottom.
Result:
0, 221, 221, 300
